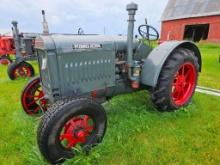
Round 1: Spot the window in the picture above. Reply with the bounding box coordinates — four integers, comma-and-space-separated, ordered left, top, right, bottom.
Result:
183, 24, 209, 42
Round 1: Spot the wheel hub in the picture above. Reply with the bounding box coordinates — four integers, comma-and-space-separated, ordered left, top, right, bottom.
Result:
74, 130, 86, 139
19, 68, 25, 76
14, 65, 31, 78
60, 115, 93, 149
175, 75, 186, 89
172, 62, 196, 106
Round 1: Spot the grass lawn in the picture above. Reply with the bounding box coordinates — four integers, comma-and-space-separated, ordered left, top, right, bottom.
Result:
0, 43, 219, 165
198, 43, 220, 89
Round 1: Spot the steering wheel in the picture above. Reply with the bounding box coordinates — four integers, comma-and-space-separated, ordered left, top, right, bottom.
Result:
138, 25, 159, 41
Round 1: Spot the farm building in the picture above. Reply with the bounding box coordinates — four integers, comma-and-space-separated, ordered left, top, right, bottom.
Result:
160, 0, 220, 42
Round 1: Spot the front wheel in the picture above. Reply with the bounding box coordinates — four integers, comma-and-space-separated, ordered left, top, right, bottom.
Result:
37, 98, 107, 164
21, 76, 46, 115
150, 48, 199, 111
7, 61, 35, 80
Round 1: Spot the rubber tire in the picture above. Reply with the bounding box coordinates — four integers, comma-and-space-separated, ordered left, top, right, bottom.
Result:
21, 76, 42, 115
150, 48, 199, 111
7, 61, 35, 80
37, 98, 107, 164
0, 55, 12, 65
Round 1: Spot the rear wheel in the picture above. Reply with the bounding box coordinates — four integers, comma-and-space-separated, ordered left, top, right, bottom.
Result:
21, 76, 46, 115
37, 98, 107, 164
150, 48, 199, 111
7, 61, 35, 80
0, 55, 12, 65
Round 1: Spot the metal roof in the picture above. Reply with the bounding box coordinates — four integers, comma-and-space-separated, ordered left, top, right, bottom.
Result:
162, 0, 220, 21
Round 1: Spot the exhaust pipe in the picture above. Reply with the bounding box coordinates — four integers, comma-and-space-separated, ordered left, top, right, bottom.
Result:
42, 10, 49, 35
126, 3, 140, 89
11, 21, 22, 59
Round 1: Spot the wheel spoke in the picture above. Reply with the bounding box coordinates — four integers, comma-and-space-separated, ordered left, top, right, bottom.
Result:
176, 87, 184, 100
84, 116, 94, 133
21, 67, 25, 71
60, 133, 78, 149
185, 70, 191, 79
181, 65, 185, 76
33, 106, 41, 113
36, 88, 42, 93
64, 123, 71, 133
60, 133, 73, 141
14, 70, 19, 77
34, 91, 43, 99
175, 71, 180, 79
19, 67, 25, 75
83, 115, 89, 125
86, 126, 94, 132
67, 142, 75, 149
149, 34, 158, 37
140, 30, 147, 35
34, 96, 41, 101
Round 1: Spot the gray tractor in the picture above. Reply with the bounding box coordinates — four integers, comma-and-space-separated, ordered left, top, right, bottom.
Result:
21, 3, 201, 164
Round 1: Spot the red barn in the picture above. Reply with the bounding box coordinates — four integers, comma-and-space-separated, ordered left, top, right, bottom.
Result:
160, 0, 220, 43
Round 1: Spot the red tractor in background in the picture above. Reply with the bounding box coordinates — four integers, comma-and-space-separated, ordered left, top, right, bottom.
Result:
0, 35, 15, 65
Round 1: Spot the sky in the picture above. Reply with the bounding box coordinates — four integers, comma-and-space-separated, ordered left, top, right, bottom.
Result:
0, 0, 168, 35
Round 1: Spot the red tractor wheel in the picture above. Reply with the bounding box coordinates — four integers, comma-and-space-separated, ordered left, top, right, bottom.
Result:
172, 62, 196, 106
0, 55, 12, 65
150, 48, 199, 111
21, 76, 47, 115
37, 98, 107, 164
7, 61, 35, 80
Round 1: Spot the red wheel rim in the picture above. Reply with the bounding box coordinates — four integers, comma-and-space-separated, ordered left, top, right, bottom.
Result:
0, 58, 10, 65
13, 65, 31, 78
172, 62, 197, 106
22, 78, 47, 114
59, 115, 94, 149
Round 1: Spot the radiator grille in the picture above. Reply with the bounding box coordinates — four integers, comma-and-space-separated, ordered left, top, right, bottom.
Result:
58, 50, 115, 96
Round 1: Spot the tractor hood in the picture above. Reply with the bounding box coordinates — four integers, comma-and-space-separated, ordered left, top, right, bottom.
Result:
35, 34, 139, 53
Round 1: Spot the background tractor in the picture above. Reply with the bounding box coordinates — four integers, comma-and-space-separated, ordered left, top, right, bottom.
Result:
21, 2, 201, 164
7, 21, 39, 80
0, 35, 15, 65
0, 10, 49, 80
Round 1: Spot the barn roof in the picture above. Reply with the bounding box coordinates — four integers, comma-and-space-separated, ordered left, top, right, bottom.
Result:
162, 0, 220, 21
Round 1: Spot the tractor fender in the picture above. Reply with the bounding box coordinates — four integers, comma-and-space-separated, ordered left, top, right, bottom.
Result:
141, 41, 202, 87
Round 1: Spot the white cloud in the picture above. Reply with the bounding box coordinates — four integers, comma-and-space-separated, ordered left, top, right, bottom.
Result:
64, 14, 78, 21
50, 15, 62, 25
0, 0, 168, 34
